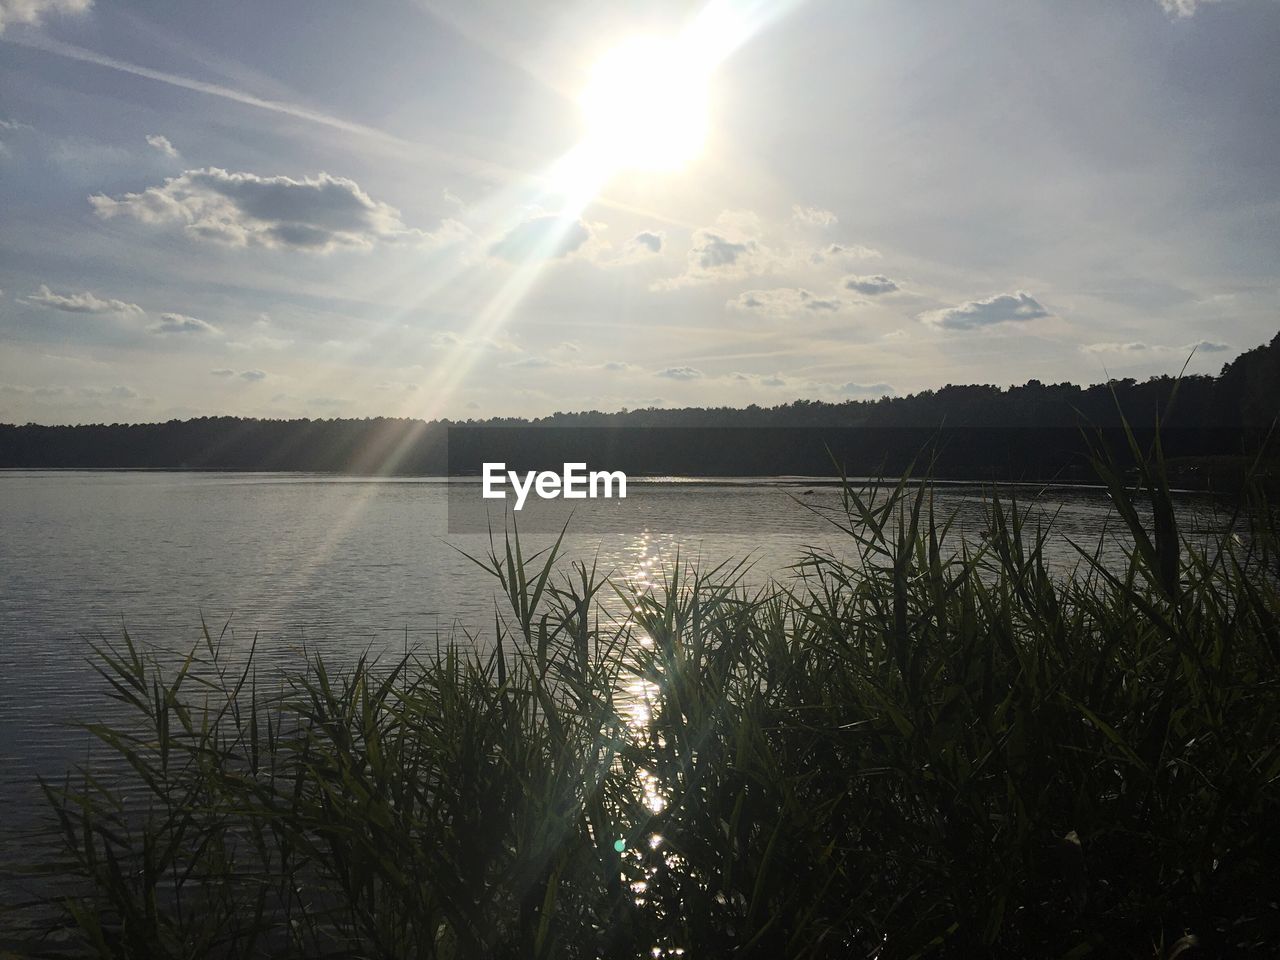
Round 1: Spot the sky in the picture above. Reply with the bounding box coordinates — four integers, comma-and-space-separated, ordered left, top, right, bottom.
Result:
0, 0, 1277, 424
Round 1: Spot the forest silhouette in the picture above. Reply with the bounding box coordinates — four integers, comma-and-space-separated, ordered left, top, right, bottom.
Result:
3, 333, 1277, 484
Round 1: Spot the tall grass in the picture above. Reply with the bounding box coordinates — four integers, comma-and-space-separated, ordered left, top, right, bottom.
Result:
5, 438, 1279, 958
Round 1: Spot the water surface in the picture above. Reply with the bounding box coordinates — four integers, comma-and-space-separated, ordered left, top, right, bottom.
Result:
0, 469, 1219, 829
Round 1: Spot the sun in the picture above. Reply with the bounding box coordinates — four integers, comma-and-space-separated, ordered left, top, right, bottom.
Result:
580, 36, 711, 174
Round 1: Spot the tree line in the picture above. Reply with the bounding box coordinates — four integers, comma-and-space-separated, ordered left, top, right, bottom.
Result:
2, 332, 1277, 483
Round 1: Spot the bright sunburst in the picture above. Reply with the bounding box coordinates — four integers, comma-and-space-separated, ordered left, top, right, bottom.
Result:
579, 36, 711, 173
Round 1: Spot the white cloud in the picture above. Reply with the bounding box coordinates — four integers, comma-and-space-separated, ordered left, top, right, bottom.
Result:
844, 274, 900, 295
145, 133, 178, 158
1187, 339, 1230, 352
654, 230, 764, 289
920, 291, 1050, 330
726, 372, 895, 398
837, 381, 894, 397
1156, 0, 1224, 17
490, 214, 592, 261
1082, 341, 1151, 354
655, 366, 703, 380
90, 168, 455, 253
727, 287, 844, 317
26, 284, 143, 316
431, 331, 521, 352
0, 0, 91, 33
792, 205, 838, 227
227, 334, 291, 351
653, 210, 782, 289
810, 242, 881, 265
1083, 338, 1232, 355
731, 371, 790, 388
657, 210, 883, 289
151, 313, 218, 335
573, 227, 666, 269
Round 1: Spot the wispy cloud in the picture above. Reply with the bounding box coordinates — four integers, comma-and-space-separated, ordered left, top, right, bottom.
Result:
655, 366, 704, 380
1155, 0, 1224, 18
151, 313, 218, 335
727, 287, 843, 317
26, 284, 143, 316
145, 133, 178, 158
792, 205, 838, 227
1083, 339, 1232, 355
0, 0, 91, 34
490, 214, 591, 262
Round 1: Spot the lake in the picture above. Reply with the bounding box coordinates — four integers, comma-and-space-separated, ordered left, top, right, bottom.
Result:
0, 469, 1223, 836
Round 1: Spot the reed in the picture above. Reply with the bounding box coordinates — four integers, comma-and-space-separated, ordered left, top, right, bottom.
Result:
5, 434, 1278, 958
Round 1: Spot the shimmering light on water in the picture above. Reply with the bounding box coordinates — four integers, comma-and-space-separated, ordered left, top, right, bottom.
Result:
0, 469, 1224, 828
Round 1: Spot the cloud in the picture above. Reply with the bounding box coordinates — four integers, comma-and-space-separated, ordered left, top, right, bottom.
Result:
844, 274, 899, 295
90, 167, 446, 253
693, 232, 753, 269
656, 366, 703, 380
26, 284, 143, 316
731, 371, 791, 388
920, 291, 1049, 330
0, 118, 31, 156
1188, 339, 1230, 352
603, 360, 637, 372
631, 230, 664, 253
227, 334, 291, 351
151, 313, 218, 335
503, 355, 556, 369
1156, 0, 1224, 17
145, 133, 178, 157
838, 381, 894, 396
239, 368, 266, 381
810, 242, 881, 265
652, 210, 781, 289
1082, 341, 1150, 354
654, 230, 762, 289
656, 210, 881, 290
0, 0, 91, 33
0, 383, 67, 397
210, 368, 235, 377
579, 228, 666, 268
490, 214, 592, 261
0, 381, 144, 402
792, 205, 838, 227
726, 372, 895, 398
1082, 339, 1231, 356
431, 331, 521, 352
727, 287, 843, 316
79, 384, 139, 400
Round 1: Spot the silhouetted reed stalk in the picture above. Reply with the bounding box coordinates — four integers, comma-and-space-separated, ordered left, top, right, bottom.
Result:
4, 428, 1278, 958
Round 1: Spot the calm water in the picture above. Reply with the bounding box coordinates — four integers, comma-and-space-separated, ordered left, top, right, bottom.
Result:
0, 470, 1219, 834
